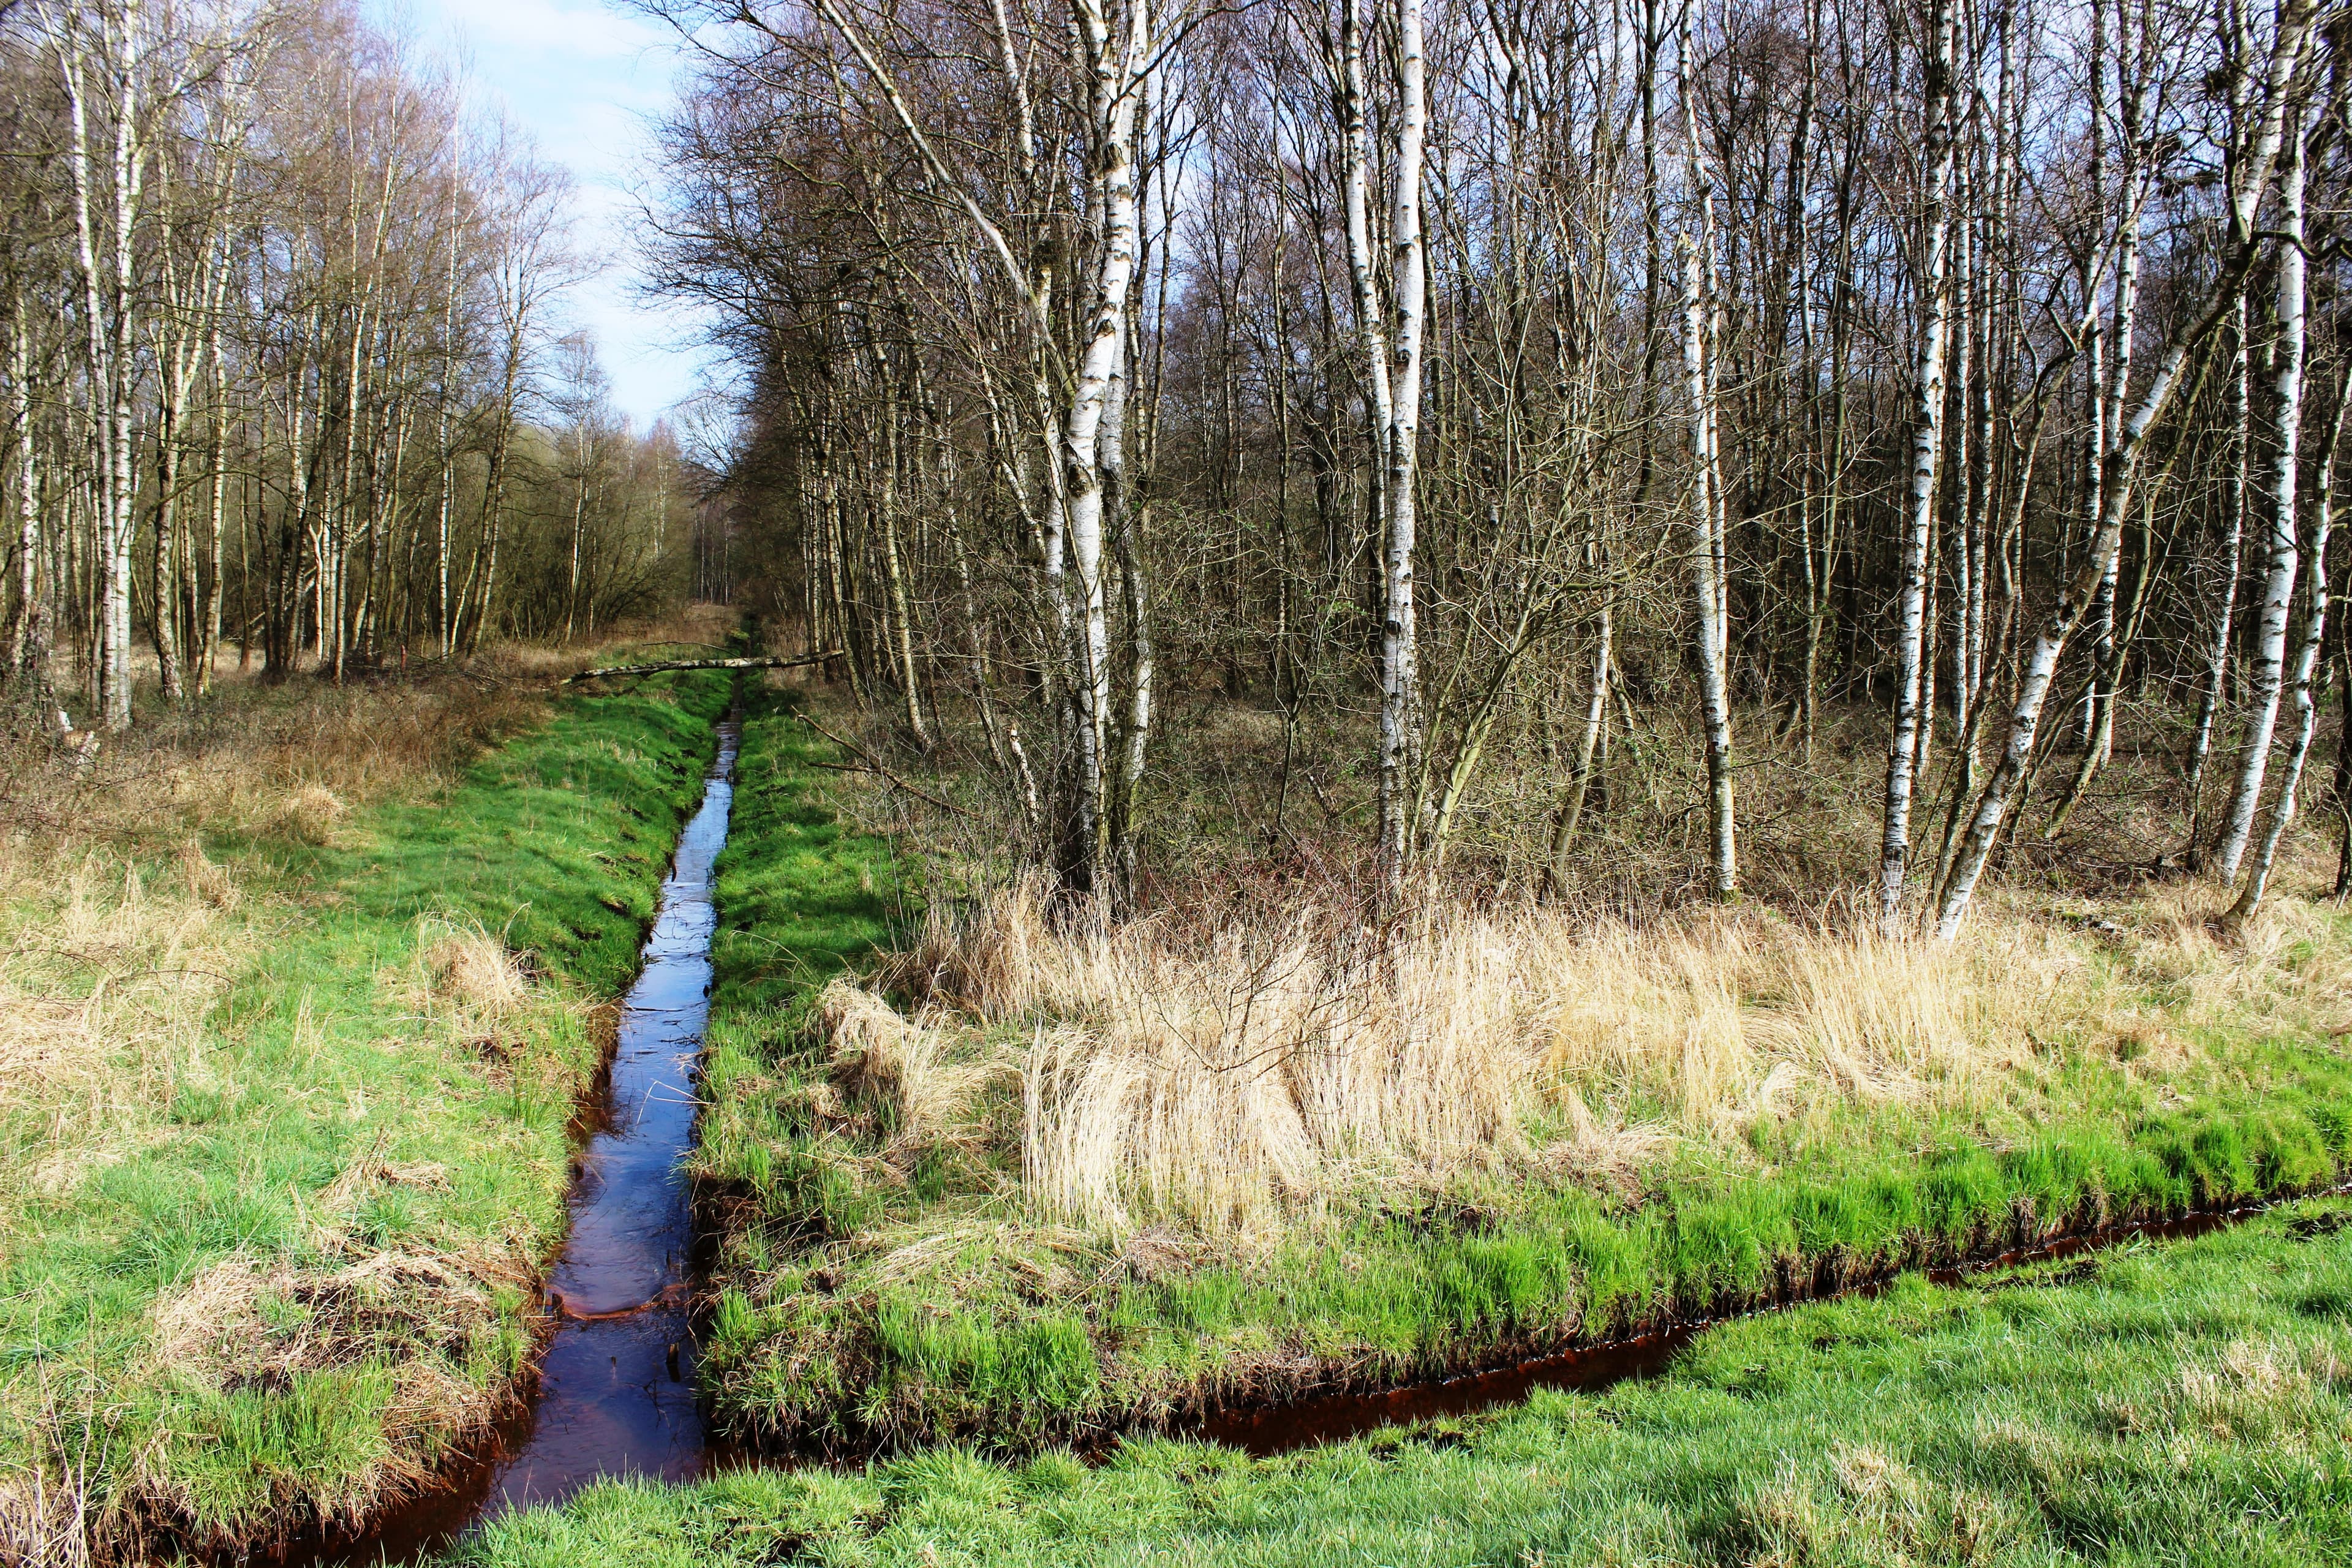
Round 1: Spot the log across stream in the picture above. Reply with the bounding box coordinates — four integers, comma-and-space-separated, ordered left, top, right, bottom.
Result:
273, 720, 2351, 1562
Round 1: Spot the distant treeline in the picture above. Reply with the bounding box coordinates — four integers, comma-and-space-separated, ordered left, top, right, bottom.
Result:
0, 0, 716, 727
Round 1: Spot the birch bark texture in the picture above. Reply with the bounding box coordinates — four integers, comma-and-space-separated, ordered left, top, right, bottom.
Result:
2215, 107, 2307, 883
1878, 0, 1958, 931
1674, 1, 1738, 902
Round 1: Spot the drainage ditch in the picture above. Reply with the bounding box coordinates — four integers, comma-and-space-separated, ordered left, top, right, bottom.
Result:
267, 722, 2350, 1559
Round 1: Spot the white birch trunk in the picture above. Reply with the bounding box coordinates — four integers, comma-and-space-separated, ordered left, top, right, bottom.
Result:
1679, 13, 1736, 900
1879, 0, 1956, 931
53, 2, 146, 730
2230, 369, 2347, 922
1934, 0, 2314, 939
7, 299, 38, 684
1057, 0, 1147, 891
1378, 0, 1428, 891
2217, 113, 2306, 883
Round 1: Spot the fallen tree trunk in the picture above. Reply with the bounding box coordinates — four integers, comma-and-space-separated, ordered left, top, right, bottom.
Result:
564, 652, 843, 684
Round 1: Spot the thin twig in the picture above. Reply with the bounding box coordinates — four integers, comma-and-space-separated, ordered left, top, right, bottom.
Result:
788, 712, 972, 818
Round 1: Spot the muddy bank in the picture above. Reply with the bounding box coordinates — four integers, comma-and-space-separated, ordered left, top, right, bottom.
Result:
1196, 1182, 2352, 1455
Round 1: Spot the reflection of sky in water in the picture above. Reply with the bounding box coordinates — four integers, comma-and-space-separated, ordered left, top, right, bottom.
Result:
485, 725, 738, 1515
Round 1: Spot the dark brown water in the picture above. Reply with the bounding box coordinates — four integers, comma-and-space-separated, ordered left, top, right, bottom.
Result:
1199, 1188, 2344, 1457
292, 722, 742, 1566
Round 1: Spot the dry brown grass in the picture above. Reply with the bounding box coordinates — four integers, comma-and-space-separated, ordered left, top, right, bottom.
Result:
0, 615, 723, 1562
412, 916, 537, 1054
0, 848, 247, 1223
4, 605, 735, 850
816, 977, 1011, 1149
0, 1450, 88, 1568
816, 864, 2352, 1235
0, 616, 720, 1204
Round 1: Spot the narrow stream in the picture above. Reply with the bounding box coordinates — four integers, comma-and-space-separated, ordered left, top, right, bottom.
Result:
309, 719, 742, 1566
1199, 1186, 2352, 1456
277, 713, 2352, 1559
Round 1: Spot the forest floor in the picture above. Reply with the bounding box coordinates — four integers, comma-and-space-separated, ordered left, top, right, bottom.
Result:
0, 617, 733, 1561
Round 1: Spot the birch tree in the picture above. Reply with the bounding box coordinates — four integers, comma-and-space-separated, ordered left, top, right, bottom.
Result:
1677, 0, 1736, 902
2214, 105, 2308, 881
2228, 363, 2348, 923
1933, 0, 2316, 940
1330, 0, 1429, 893
1877, 0, 1956, 931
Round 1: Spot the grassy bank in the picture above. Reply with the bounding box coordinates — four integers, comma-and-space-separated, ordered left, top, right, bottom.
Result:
0, 655, 729, 1559
671, 690, 2352, 1455
690, 684, 904, 1283
465, 1189, 2352, 1566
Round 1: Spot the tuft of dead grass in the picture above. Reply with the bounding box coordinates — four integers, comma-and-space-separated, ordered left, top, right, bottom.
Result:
816, 978, 1009, 1150
149, 1245, 512, 1400
0, 1442, 89, 1568
820, 871, 2352, 1235
276, 783, 350, 846
418, 918, 532, 1016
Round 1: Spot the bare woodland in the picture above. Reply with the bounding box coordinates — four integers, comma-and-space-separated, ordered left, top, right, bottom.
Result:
0, 0, 711, 738
627, 0, 2348, 935
4, 0, 2350, 938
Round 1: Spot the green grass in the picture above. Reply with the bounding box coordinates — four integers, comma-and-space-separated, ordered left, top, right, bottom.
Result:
696, 1032, 2352, 1450
674, 694, 2352, 1457
0, 670, 730, 1547
459, 1192, 2352, 1566
690, 684, 905, 1238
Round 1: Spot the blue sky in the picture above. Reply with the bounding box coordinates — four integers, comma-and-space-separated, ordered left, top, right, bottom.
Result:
376, 0, 719, 425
